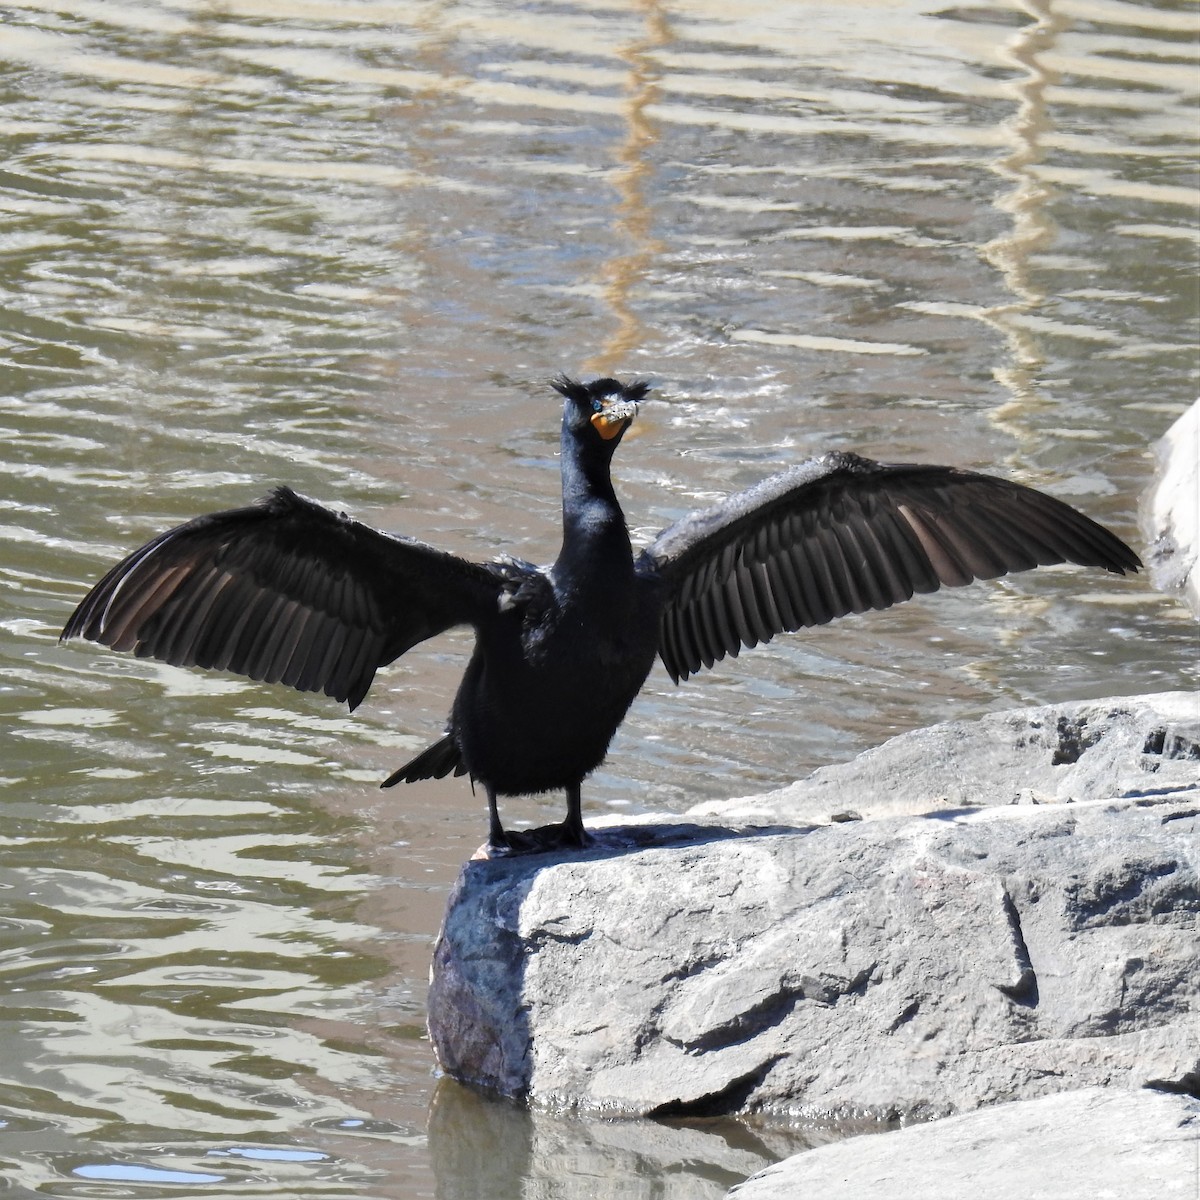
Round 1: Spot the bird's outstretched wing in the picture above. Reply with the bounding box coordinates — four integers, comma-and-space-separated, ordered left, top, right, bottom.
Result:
638, 452, 1141, 683
60, 486, 504, 709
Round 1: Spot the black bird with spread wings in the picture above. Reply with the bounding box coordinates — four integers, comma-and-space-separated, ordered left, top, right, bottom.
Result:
61, 377, 1141, 851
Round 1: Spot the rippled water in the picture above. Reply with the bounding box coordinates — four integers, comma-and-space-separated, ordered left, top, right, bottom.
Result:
2, 0, 1196, 1195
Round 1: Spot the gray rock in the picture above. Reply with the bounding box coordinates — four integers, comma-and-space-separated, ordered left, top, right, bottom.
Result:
690, 688, 1200, 825
428, 692, 1199, 1121
728, 1086, 1200, 1200
1142, 398, 1199, 617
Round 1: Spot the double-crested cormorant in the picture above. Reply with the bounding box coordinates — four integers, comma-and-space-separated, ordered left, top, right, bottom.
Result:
61, 377, 1141, 851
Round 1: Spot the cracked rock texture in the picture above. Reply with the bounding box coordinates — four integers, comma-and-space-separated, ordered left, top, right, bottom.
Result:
729, 1086, 1200, 1200
428, 692, 1199, 1120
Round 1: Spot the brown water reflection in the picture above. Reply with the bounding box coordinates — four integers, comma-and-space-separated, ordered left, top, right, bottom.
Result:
2, 0, 1196, 1195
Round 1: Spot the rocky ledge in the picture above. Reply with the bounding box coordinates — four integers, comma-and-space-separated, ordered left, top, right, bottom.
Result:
428, 691, 1198, 1126
731, 1085, 1200, 1199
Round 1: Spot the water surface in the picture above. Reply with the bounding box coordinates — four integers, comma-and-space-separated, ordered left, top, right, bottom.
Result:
2, 0, 1196, 1195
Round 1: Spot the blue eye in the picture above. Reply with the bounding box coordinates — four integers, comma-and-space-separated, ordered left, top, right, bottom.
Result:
591, 399, 604, 412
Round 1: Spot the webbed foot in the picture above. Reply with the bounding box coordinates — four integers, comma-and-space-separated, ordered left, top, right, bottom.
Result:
486, 821, 593, 857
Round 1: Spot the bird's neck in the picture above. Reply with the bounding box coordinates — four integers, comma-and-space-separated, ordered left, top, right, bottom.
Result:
555, 434, 632, 585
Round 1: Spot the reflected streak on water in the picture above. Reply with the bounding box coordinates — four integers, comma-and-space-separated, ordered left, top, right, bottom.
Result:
980, 0, 1072, 413
1, 0, 1197, 1196
586, 0, 671, 377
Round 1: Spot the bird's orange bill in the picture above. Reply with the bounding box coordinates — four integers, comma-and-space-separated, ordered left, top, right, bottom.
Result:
590, 400, 638, 440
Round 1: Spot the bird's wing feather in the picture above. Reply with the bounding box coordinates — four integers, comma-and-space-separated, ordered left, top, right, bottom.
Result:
61, 486, 505, 709
637, 452, 1140, 682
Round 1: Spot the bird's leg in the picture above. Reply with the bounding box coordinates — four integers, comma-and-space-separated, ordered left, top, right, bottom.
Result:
486, 784, 508, 851
485, 784, 544, 856
561, 781, 589, 848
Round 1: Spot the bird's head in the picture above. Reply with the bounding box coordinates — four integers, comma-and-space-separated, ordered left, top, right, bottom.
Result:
552, 375, 648, 452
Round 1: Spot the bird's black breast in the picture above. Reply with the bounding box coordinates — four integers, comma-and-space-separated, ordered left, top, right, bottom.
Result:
449, 565, 660, 795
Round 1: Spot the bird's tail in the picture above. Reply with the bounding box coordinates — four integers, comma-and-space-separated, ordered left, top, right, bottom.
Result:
380, 734, 468, 788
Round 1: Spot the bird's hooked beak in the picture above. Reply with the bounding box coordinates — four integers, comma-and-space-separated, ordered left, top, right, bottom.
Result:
590, 398, 638, 441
